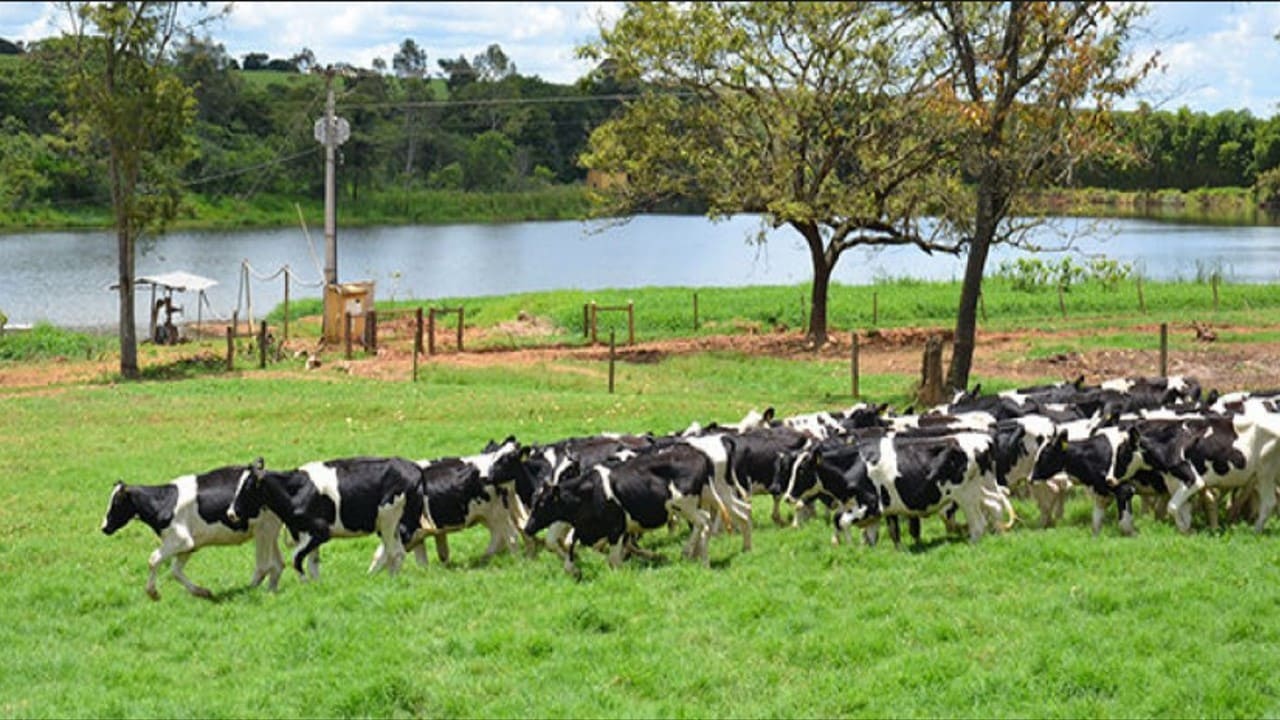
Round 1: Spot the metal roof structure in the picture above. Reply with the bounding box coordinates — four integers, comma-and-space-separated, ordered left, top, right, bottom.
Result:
108, 271, 218, 293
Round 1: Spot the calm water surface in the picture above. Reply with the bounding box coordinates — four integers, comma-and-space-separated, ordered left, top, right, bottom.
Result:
1, 214, 1278, 330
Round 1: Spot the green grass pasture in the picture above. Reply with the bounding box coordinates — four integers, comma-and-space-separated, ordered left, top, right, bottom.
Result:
3, 351, 1280, 718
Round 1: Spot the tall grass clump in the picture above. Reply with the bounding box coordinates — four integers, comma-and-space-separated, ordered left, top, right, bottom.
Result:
0, 323, 108, 361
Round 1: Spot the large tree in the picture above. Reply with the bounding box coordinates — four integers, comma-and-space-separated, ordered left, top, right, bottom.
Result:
60, 1, 215, 378
925, 1, 1156, 390
578, 2, 964, 347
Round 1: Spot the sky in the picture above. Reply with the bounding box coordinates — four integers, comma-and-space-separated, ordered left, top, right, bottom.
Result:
2, 2, 1278, 117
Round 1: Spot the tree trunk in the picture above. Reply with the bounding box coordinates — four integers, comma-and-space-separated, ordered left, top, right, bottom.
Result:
110, 147, 139, 379
801, 223, 831, 347
947, 171, 999, 392
116, 223, 138, 379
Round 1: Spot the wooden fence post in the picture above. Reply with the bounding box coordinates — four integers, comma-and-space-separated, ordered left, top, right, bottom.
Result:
258, 321, 267, 369
627, 301, 635, 346
428, 309, 436, 355
457, 307, 465, 352
283, 271, 290, 342
1212, 275, 1220, 312
366, 310, 377, 352
608, 329, 616, 394
1137, 276, 1147, 314
590, 302, 598, 345
225, 326, 234, 371
851, 331, 860, 398
345, 312, 353, 360
413, 307, 423, 382
1159, 322, 1168, 377
583, 303, 590, 338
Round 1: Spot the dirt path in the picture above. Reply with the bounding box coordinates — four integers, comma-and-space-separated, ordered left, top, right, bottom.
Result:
332, 316, 1280, 395
5, 318, 1279, 396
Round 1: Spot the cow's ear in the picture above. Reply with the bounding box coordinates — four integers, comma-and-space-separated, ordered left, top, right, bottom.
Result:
519, 445, 531, 462
1073, 374, 1085, 389
813, 450, 823, 467
1055, 431, 1069, 451
250, 457, 266, 479
762, 407, 776, 423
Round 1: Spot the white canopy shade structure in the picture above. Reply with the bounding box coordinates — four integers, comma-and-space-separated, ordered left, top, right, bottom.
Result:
109, 271, 218, 344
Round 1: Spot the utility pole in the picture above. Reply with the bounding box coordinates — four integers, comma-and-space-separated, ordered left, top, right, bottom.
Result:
322, 70, 337, 288
314, 66, 350, 338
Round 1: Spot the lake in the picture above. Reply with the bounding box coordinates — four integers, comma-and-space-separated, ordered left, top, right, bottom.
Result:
2, 214, 1279, 331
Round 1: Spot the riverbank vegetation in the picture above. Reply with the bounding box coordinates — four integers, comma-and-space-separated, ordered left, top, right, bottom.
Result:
7, 275, 1278, 372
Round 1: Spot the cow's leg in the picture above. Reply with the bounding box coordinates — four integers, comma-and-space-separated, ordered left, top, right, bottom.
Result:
607, 536, 628, 569
1115, 484, 1137, 536
792, 501, 815, 527
1253, 477, 1277, 533
545, 522, 573, 560
908, 517, 922, 544
563, 539, 581, 577
962, 498, 988, 543
885, 516, 902, 549
862, 523, 879, 547
292, 530, 326, 580
251, 526, 284, 591
170, 551, 213, 599
146, 533, 194, 600
1090, 494, 1110, 536
434, 534, 451, 564
1201, 488, 1221, 531
1166, 476, 1206, 534
771, 495, 785, 527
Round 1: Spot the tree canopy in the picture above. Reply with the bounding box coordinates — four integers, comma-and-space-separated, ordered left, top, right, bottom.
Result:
579, 2, 964, 346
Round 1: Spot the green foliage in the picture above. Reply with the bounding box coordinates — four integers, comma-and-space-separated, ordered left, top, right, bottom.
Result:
0, 322, 107, 361
995, 255, 1134, 293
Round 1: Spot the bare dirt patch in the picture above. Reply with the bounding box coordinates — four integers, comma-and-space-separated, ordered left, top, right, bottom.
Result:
5, 318, 1279, 396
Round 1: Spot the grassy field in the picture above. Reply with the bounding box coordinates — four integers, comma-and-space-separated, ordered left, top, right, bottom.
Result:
4, 278, 1280, 718
4, 311, 1280, 716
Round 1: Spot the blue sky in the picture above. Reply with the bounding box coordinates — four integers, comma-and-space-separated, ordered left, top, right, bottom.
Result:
2, 2, 1278, 116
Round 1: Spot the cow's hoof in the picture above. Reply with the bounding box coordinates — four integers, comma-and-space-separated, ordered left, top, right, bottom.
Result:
192, 587, 213, 599
146, 588, 160, 601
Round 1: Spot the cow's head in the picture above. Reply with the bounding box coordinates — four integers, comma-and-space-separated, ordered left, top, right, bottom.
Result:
524, 462, 596, 538
100, 481, 134, 535
1030, 430, 1070, 482
777, 449, 817, 503
227, 457, 268, 525
487, 439, 532, 487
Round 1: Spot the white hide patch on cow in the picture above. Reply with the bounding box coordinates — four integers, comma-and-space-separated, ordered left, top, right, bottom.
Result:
100, 483, 125, 532
173, 473, 254, 548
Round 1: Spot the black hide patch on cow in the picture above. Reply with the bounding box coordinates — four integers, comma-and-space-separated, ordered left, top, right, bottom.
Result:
420, 459, 486, 528
129, 484, 179, 536
195, 466, 252, 531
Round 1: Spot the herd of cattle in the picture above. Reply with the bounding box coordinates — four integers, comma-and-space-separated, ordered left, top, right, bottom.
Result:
100, 373, 1280, 599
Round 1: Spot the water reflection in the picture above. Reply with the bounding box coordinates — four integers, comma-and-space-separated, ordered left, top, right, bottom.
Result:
0, 214, 1277, 330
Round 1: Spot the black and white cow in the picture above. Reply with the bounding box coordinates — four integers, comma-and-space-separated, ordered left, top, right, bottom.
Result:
721, 425, 813, 527
522, 442, 733, 574
395, 437, 531, 567
783, 430, 1005, 547
101, 464, 283, 600
516, 433, 655, 557
1028, 425, 1161, 536
1133, 411, 1280, 533
227, 456, 424, 579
